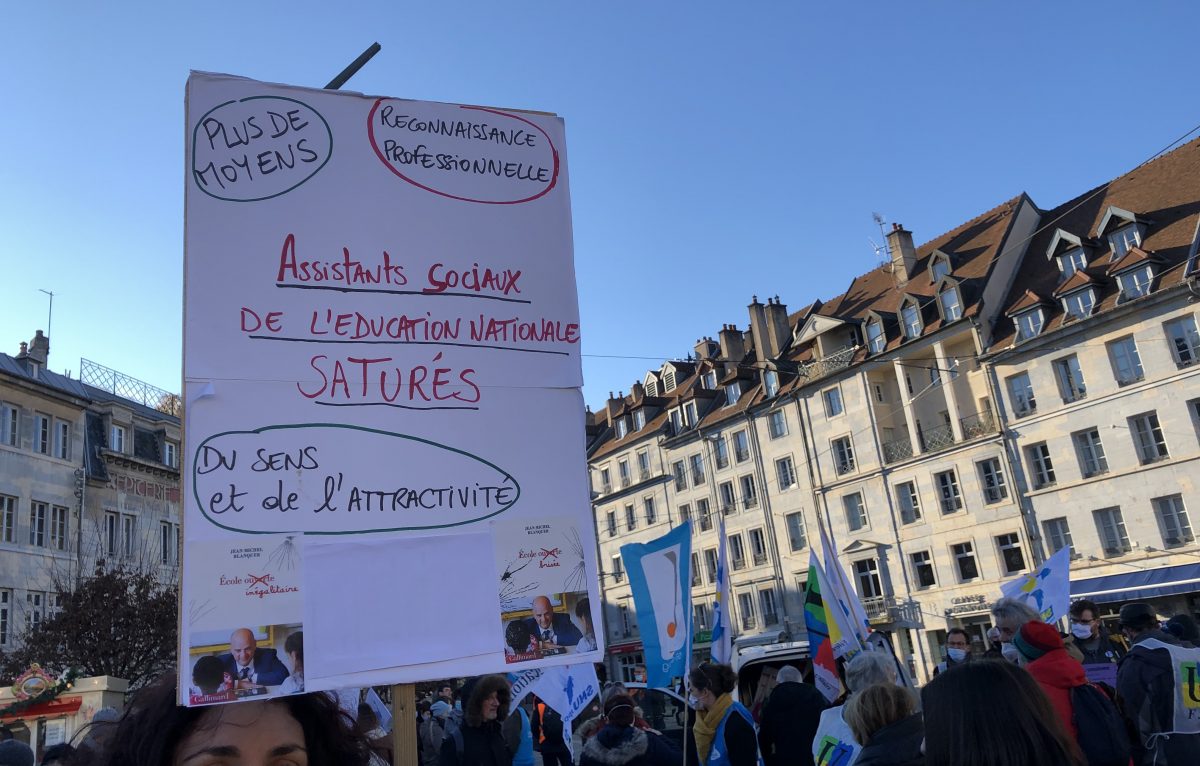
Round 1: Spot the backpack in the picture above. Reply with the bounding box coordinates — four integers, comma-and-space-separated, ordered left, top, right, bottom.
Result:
441, 710, 465, 761
1070, 682, 1132, 766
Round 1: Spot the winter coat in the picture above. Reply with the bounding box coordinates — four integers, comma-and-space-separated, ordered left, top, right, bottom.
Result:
1117, 630, 1200, 766
580, 724, 681, 766
854, 713, 925, 766
1066, 631, 1127, 666
757, 681, 826, 766
1024, 648, 1088, 739
440, 719, 512, 766
420, 716, 446, 766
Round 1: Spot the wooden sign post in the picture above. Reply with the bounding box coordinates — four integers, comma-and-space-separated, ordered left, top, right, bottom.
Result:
392, 683, 418, 766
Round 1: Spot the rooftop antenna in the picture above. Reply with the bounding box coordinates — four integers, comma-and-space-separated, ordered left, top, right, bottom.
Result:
38, 289, 54, 338
871, 212, 892, 268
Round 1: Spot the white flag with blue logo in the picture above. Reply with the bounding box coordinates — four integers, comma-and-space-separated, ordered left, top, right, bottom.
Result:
710, 513, 732, 665
1000, 545, 1071, 624
621, 522, 692, 687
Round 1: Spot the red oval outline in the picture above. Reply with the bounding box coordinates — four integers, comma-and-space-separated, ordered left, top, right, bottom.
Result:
367, 100, 559, 205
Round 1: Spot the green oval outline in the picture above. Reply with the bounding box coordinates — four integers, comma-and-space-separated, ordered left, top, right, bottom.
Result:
190, 95, 333, 202
192, 422, 521, 535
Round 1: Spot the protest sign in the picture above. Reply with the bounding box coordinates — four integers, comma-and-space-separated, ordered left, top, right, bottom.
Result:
180, 71, 600, 703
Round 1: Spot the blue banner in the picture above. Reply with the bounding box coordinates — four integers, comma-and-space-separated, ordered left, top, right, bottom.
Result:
621, 522, 692, 688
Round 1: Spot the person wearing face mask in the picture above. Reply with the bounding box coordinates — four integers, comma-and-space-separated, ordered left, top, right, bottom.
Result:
688, 663, 761, 766
1064, 599, 1126, 671
933, 628, 972, 676
991, 597, 1084, 664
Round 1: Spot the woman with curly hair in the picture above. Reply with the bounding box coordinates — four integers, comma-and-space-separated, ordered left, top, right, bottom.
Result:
440, 674, 513, 766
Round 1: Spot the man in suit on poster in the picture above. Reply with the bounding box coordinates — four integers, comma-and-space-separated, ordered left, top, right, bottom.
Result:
523, 596, 583, 650
219, 627, 291, 687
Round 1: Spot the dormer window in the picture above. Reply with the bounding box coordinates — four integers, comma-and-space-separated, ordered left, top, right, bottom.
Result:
930, 255, 951, 282
663, 369, 677, 392
1109, 225, 1142, 258
615, 418, 628, 439
633, 410, 646, 430
683, 401, 697, 428
724, 383, 740, 406
669, 409, 682, 433
702, 370, 717, 390
645, 380, 659, 397
763, 371, 780, 398
1062, 289, 1095, 321
938, 287, 963, 323
1059, 248, 1088, 280
901, 301, 922, 339
866, 319, 886, 354
1014, 309, 1044, 342
1116, 265, 1154, 302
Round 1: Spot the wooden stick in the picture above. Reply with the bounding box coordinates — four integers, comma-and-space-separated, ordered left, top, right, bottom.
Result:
392, 683, 418, 766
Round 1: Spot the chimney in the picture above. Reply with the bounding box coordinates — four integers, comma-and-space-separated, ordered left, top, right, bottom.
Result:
763, 297, 791, 359
748, 295, 770, 361
16, 341, 29, 359
694, 337, 711, 361
630, 381, 645, 401
606, 391, 622, 426
718, 323, 745, 369
887, 223, 918, 286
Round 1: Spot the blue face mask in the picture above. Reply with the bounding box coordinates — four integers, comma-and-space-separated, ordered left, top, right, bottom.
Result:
946, 647, 967, 662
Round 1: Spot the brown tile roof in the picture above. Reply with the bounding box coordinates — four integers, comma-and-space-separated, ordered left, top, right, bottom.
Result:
1006, 289, 1052, 315
1104, 245, 1164, 276
1051, 269, 1102, 298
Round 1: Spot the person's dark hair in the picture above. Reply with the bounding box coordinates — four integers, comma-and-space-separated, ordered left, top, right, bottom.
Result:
604, 693, 636, 728
922, 661, 1083, 766
41, 743, 76, 766
284, 630, 304, 673
505, 619, 533, 653
191, 655, 226, 694
946, 627, 969, 640
1069, 599, 1098, 620
356, 703, 378, 733
0, 726, 12, 741
688, 662, 737, 697
575, 597, 590, 620
1165, 613, 1200, 644
464, 675, 511, 727
417, 700, 432, 714
98, 674, 371, 766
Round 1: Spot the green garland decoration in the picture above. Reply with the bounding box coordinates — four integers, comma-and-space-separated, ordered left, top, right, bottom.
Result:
0, 668, 81, 720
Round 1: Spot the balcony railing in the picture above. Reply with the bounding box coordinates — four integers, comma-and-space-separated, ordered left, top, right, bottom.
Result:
720, 503, 735, 515
741, 615, 757, 630
882, 436, 913, 464
638, 469, 650, 482
600, 482, 613, 495
796, 345, 857, 383
699, 517, 713, 532
835, 459, 856, 475
860, 595, 925, 627
734, 449, 750, 463
743, 496, 759, 509
753, 553, 768, 566
919, 423, 955, 453
959, 410, 997, 441
620, 476, 631, 488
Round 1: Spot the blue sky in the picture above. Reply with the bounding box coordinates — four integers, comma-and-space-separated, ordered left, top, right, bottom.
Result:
3, 3, 1198, 408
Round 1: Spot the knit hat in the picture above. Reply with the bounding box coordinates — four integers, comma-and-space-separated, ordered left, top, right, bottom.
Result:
1012, 621, 1063, 661
0, 740, 34, 766
430, 700, 451, 718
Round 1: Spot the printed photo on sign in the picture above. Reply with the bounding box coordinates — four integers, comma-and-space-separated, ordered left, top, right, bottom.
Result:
187, 622, 305, 705
494, 517, 597, 663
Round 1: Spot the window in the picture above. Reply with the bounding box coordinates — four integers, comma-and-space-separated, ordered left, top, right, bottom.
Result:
719, 481, 736, 514
1108, 225, 1141, 257
34, 414, 50, 455
673, 461, 687, 491
1165, 315, 1200, 367
606, 511, 617, 537
775, 457, 796, 490
952, 542, 979, 581
611, 555, 624, 584
1015, 310, 1044, 341
633, 410, 646, 430
939, 288, 963, 322
663, 369, 677, 392
703, 370, 718, 390
873, 383, 886, 403
47, 592, 64, 620
104, 511, 118, 556
29, 501, 47, 547
759, 587, 780, 625
733, 431, 750, 463
679, 504, 692, 527
53, 420, 70, 460
164, 441, 178, 468
599, 468, 611, 494
1153, 495, 1193, 547
617, 606, 634, 639
1053, 355, 1087, 403
785, 512, 807, 551
901, 302, 922, 339
111, 424, 126, 453
977, 458, 1008, 503
713, 436, 729, 469
0, 590, 8, 646
0, 403, 16, 447
690, 454, 706, 485
749, 528, 767, 565
934, 470, 963, 514
1025, 443, 1056, 489
764, 371, 780, 398
1094, 507, 1131, 556
160, 521, 180, 565
704, 548, 718, 584
729, 534, 746, 570
643, 497, 656, 525
896, 482, 921, 524
931, 257, 951, 282
738, 592, 757, 630
25, 592, 44, 630
1063, 290, 1094, 320
867, 320, 886, 354
724, 384, 740, 406
693, 602, 710, 629
1129, 411, 1169, 464
1116, 267, 1154, 301
1043, 517, 1074, 557
996, 533, 1026, 575
691, 553, 702, 586
832, 436, 855, 475
669, 409, 682, 434
823, 387, 844, 417
618, 460, 631, 488
1072, 429, 1109, 478
122, 514, 136, 558
1006, 372, 1036, 417
615, 418, 628, 440
697, 499, 713, 531
1107, 336, 1143, 386
637, 450, 651, 480
854, 559, 883, 598
911, 551, 936, 588
1059, 247, 1087, 278
767, 410, 787, 439
843, 493, 867, 531
50, 505, 68, 551
683, 402, 698, 429
740, 474, 758, 509
0, 495, 14, 543
625, 504, 636, 531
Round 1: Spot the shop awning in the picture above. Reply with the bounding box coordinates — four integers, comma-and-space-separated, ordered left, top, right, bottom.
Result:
0, 696, 82, 721
1070, 562, 1200, 604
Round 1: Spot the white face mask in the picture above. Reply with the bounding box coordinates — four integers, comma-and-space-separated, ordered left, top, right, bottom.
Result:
946, 647, 967, 662
1001, 641, 1021, 664
688, 694, 704, 711
1071, 623, 1094, 639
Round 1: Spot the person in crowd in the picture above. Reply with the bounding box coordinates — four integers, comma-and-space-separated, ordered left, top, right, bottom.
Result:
922, 660, 1083, 766
934, 628, 972, 676
0, 740, 33, 766
812, 650, 897, 766
1066, 599, 1126, 666
843, 683, 923, 766
219, 627, 290, 687
96, 673, 371, 766
420, 700, 445, 766
688, 662, 758, 766
1163, 613, 1199, 647
505, 619, 536, 656
501, 694, 534, 766
982, 627, 1003, 659
990, 597, 1083, 663
74, 706, 122, 763
1010, 621, 1086, 737
354, 703, 393, 766
576, 597, 598, 652
580, 693, 681, 766
39, 743, 75, 766
523, 595, 583, 649
1115, 602, 1200, 765
532, 696, 571, 766
189, 654, 233, 697
440, 674, 513, 766
758, 665, 825, 766
278, 630, 305, 694
437, 683, 455, 705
